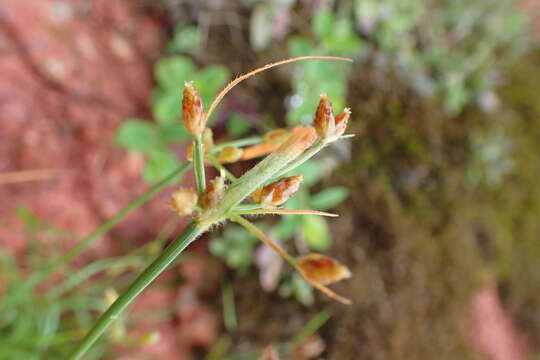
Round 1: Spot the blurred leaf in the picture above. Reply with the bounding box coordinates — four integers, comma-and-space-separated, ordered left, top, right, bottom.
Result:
115, 119, 161, 152
313, 9, 334, 40
210, 225, 257, 274
279, 273, 314, 306
152, 89, 182, 127
288, 36, 315, 57
154, 56, 196, 89
159, 123, 190, 144
194, 65, 230, 109
310, 187, 349, 210
226, 112, 252, 137
301, 215, 331, 251
291, 161, 323, 187
167, 26, 200, 53
143, 150, 181, 183
250, 5, 273, 51
273, 217, 301, 241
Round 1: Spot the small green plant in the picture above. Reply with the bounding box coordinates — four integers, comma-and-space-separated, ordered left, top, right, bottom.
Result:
68, 56, 354, 358
0, 208, 173, 359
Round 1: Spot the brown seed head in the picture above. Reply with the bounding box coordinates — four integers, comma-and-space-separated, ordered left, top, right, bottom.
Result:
171, 188, 198, 216
333, 108, 351, 140
182, 81, 206, 137
297, 253, 351, 286
252, 175, 303, 208
314, 93, 335, 139
314, 94, 350, 142
200, 176, 226, 210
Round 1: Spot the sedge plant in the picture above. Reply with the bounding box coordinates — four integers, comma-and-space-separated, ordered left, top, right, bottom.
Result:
70, 56, 354, 359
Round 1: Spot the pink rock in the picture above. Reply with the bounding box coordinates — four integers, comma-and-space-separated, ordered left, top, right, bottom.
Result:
467, 285, 531, 360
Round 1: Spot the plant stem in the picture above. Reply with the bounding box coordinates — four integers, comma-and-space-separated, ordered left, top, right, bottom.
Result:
3, 163, 190, 309
231, 215, 297, 267
193, 135, 206, 194
70, 221, 203, 359
207, 155, 237, 182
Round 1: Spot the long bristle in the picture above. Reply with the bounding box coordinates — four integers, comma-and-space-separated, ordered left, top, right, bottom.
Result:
206, 55, 353, 120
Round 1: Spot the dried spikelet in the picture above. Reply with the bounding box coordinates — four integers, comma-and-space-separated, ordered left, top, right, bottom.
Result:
297, 253, 352, 305
297, 253, 351, 285
314, 94, 350, 142
171, 188, 198, 216
252, 175, 303, 207
200, 176, 226, 210
182, 81, 206, 137
314, 93, 335, 139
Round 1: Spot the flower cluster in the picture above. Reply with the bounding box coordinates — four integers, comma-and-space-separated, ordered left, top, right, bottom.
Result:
175, 74, 353, 304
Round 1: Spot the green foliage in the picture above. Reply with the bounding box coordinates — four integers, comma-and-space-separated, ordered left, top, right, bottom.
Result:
278, 273, 314, 306
226, 113, 252, 138
283, 1, 528, 121
116, 54, 229, 183
209, 225, 258, 274
301, 215, 331, 251
310, 186, 349, 210
166, 25, 201, 54
353, 0, 527, 115
287, 9, 364, 125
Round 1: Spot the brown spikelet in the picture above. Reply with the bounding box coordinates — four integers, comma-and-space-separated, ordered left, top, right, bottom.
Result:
333, 108, 351, 139
297, 253, 352, 305
200, 176, 226, 210
182, 81, 206, 137
171, 188, 198, 216
314, 93, 335, 139
252, 175, 303, 207
297, 254, 351, 285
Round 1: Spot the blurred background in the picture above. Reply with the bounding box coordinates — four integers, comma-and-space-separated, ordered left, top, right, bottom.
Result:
1, 0, 539, 359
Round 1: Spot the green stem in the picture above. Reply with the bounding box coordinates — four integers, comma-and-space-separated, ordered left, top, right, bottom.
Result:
3, 163, 190, 309
231, 215, 297, 267
193, 136, 206, 194
70, 221, 203, 359
207, 155, 237, 182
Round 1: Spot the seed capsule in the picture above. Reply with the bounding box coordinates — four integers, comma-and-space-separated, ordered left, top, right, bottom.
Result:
314, 93, 350, 142
171, 188, 198, 216
297, 253, 351, 286
200, 176, 226, 209
252, 175, 303, 208
182, 81, 206, 137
